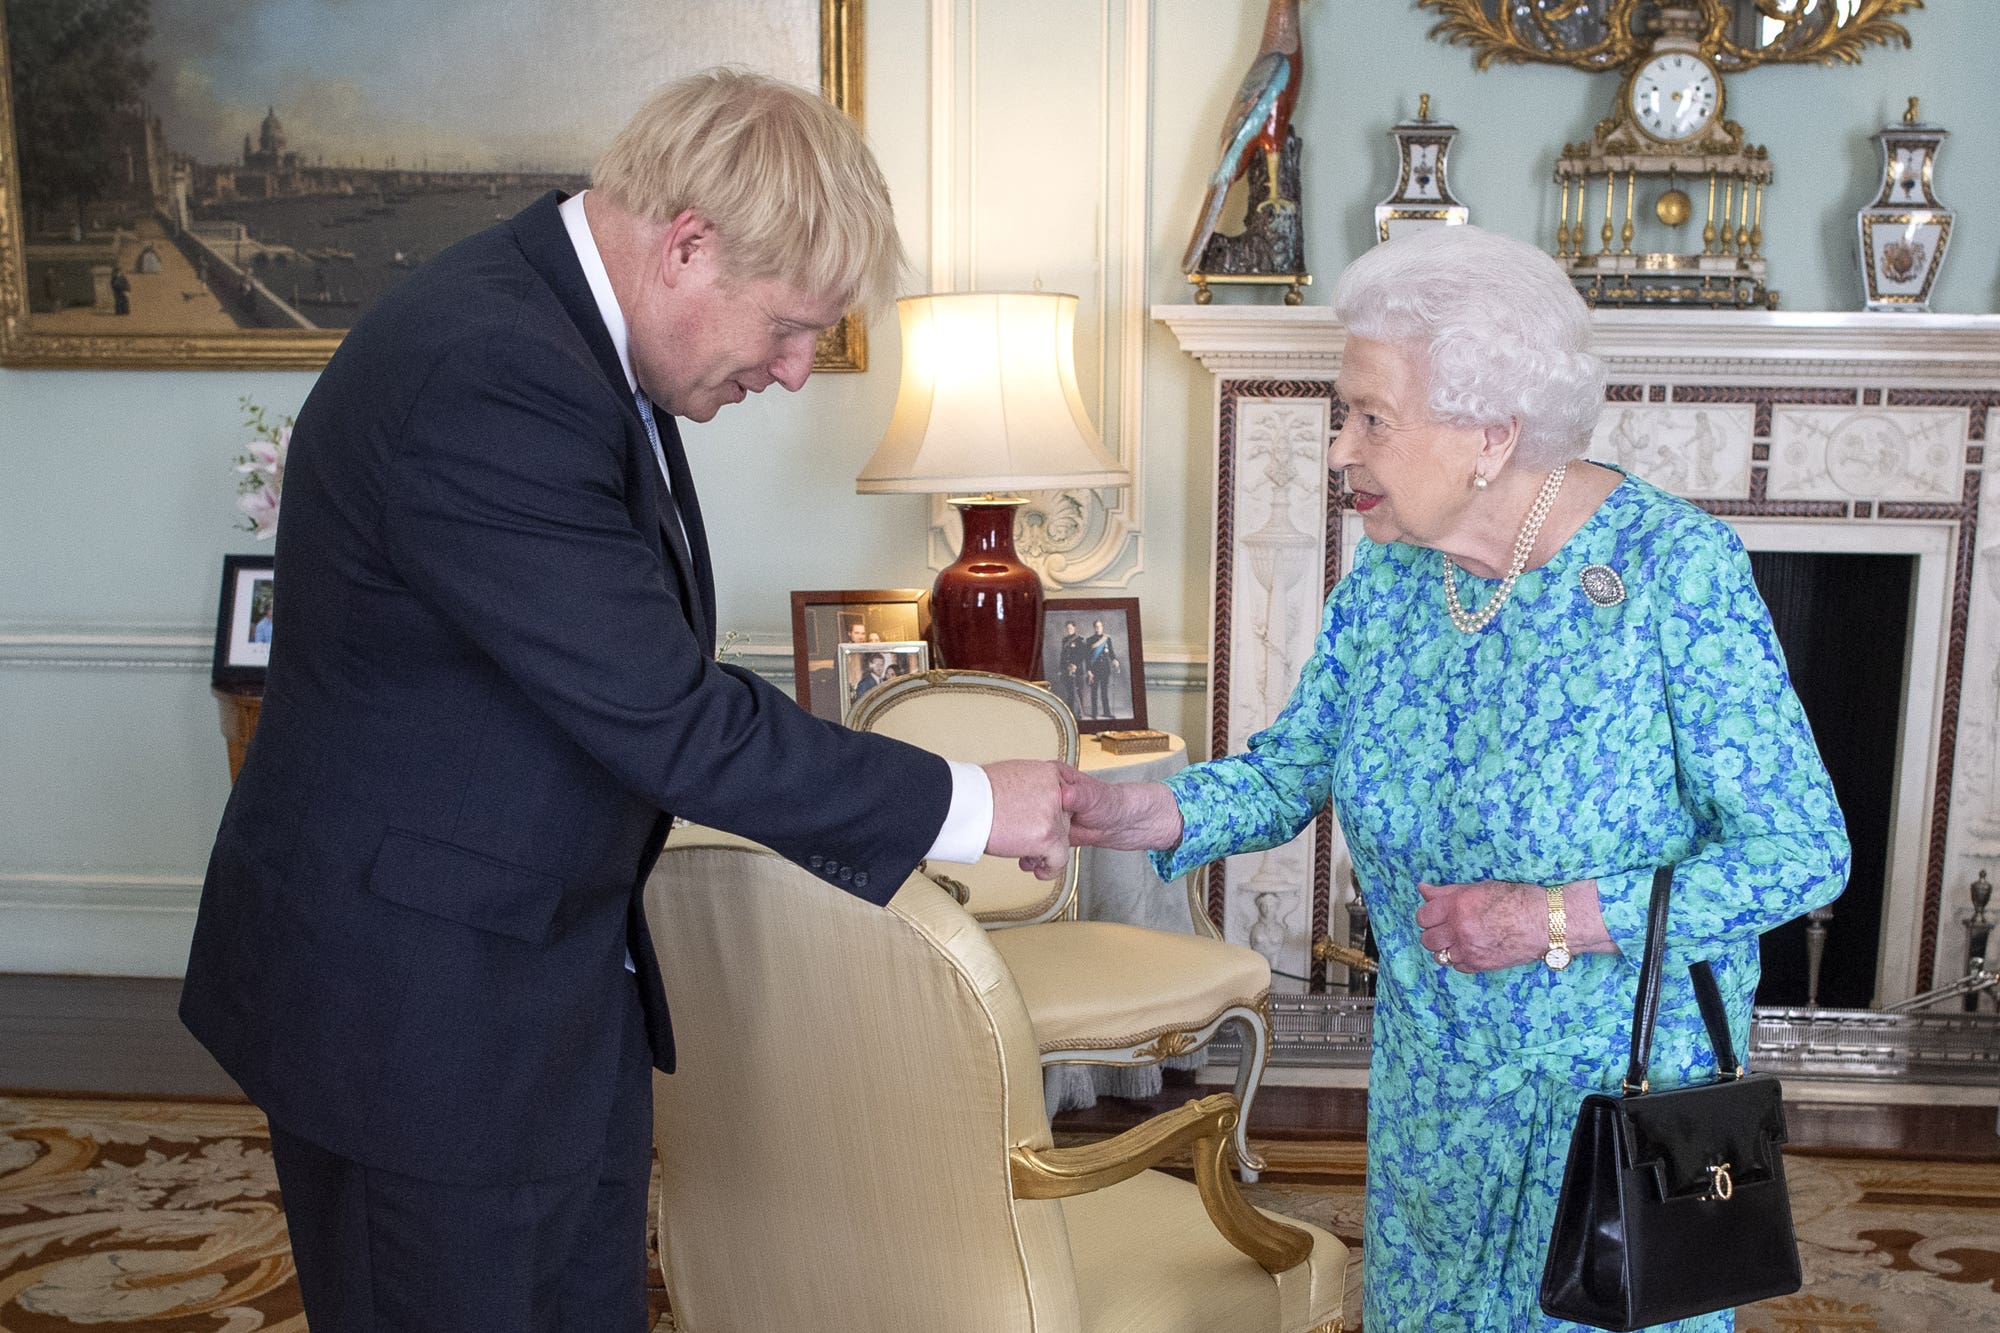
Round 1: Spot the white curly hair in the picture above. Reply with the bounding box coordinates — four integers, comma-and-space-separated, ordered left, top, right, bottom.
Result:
1331, 226, 1603, 470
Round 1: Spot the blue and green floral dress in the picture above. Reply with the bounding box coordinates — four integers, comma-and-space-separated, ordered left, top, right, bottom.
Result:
1153, 470, 1848, 1332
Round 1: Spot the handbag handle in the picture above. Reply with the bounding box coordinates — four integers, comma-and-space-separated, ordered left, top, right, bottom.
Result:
1622, 865, 1744, 1094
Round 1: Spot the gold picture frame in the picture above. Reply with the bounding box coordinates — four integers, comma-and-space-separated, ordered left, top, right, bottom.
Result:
0, 0, 866, 371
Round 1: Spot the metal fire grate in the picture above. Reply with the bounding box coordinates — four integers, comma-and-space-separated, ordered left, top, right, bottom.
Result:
1212, 994, 2000, 1085
1750, 1006, 2000, 1084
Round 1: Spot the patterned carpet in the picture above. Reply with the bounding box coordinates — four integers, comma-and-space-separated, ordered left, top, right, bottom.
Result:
2, 1095, 1996, 1331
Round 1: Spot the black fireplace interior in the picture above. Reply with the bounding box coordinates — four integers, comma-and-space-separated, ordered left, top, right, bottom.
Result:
1749, 550, 1914, 1009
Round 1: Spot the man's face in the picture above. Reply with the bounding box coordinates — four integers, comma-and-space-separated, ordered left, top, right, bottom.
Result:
1094, 621, 1104, 633
629, 216, 848, 424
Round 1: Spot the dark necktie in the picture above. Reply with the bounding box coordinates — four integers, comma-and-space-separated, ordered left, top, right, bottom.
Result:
634, 393, 715, 652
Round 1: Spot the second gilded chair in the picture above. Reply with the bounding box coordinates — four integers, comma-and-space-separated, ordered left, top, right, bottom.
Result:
850, 668, 1275, 1176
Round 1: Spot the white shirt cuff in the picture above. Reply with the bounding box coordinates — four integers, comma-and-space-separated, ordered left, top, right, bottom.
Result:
926, 760, 993, 864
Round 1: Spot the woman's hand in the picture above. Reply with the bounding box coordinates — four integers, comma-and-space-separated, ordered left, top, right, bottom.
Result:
1058, 769, 1185, 852
1415, 879, 1613, 973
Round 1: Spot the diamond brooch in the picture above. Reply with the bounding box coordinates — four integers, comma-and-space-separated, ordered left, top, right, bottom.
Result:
1580, 564, 1626, 607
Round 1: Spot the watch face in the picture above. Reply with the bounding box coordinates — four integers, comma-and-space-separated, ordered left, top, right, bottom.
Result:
1545, 946, 1573, 971
1629, 52, 1720, 142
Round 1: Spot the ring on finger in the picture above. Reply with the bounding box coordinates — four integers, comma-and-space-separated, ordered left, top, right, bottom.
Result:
1434, 947, 1452, 967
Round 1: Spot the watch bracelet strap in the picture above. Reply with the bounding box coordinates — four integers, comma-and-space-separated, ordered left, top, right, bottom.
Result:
1546, 886, 1568, 951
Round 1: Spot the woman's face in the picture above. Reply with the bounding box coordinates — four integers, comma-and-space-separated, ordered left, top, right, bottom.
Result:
1329, 336, 1487, 550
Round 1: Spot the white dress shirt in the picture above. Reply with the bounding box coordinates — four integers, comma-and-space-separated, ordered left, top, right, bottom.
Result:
557, 193, 993, 864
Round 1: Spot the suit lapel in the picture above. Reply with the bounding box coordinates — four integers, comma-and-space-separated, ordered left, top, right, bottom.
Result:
509, 191, 715, 652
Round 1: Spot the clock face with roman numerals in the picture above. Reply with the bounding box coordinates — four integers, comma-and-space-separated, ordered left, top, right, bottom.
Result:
1628, 50, 1721, 143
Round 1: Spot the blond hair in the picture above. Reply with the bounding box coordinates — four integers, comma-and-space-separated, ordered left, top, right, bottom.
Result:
592, 68, 905, 309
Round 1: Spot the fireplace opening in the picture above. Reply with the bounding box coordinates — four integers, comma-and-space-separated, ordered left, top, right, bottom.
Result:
1748, 550, 1915, 1009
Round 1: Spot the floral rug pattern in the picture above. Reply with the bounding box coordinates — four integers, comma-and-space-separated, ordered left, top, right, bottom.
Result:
2, 1096, 1996, 1332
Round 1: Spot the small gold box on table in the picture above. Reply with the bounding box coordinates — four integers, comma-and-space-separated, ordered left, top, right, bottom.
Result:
1096, 729, 1170, 755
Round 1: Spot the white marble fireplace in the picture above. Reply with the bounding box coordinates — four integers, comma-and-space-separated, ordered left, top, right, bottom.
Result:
1159, 306, 2000, 1006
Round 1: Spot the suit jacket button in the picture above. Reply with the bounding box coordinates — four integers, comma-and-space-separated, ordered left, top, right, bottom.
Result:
840, 867, 853, 882
854, 871, 869, 888
808, 855, 824, 869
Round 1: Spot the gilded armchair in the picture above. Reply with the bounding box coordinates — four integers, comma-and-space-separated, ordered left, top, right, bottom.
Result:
849, 668, 1275, 1178
642, 830, 1347, 1332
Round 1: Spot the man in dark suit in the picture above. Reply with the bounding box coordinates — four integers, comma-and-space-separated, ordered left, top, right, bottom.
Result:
1056, 618, 1088, 718
180, 70, 1068, 1333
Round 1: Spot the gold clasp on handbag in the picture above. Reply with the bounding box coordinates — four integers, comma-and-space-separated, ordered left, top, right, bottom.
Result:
1704, 1161, 1734, 1202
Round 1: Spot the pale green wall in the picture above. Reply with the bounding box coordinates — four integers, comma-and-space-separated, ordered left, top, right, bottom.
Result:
0, 0, 1986, 973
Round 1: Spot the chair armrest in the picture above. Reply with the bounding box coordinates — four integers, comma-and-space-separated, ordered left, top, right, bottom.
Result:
1008, 1093, 1313, 1275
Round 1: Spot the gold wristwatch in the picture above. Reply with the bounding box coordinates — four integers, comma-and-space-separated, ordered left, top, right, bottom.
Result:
1543, 886, 1572, 971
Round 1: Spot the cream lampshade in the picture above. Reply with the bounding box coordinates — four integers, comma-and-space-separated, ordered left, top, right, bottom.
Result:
856, 291, 1129, 678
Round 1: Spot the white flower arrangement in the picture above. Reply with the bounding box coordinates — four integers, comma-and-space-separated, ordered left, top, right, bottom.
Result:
233, 397, 293, 539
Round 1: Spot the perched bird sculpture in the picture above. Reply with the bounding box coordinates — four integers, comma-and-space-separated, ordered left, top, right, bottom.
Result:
1183, 0, 1305, 294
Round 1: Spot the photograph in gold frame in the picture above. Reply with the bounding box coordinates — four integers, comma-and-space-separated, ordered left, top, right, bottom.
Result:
0, 0, 865, 370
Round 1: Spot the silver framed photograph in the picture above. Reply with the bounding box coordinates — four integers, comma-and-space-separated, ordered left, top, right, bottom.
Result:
838, 640, 928, 725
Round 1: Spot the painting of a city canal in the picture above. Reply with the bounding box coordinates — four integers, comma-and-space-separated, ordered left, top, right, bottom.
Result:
0, 0, 840, 366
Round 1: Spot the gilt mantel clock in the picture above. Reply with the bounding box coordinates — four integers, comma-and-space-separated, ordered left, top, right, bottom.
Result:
1418, 0, 1924, 308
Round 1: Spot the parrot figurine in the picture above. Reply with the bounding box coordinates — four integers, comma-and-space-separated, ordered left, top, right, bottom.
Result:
1182, 0, 1305, 281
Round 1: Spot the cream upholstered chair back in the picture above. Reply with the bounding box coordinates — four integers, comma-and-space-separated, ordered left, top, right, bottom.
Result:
847, 669, 1080, 925
644, 830, 1085, 1333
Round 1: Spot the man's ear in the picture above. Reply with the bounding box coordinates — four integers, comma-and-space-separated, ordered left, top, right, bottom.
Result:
658, 209, 715, 289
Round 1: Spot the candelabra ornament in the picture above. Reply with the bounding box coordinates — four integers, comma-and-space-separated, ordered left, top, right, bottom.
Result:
1857, 97, 1953, 311
1880, 869, 1998, 1014
1804, 904, 1832, 1008
1311, 867, 1378, 994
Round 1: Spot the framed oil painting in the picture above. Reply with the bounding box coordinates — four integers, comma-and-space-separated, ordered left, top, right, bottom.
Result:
1041, 596, 1144, 732
789, 588, 930, 724
0, 0, 866, 370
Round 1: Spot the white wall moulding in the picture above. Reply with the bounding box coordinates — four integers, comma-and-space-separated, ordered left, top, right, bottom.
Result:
1158, 305, 2000, 1005
0, 625, 210, 672
925, 0, 1150, 590
0, 874, 202, 976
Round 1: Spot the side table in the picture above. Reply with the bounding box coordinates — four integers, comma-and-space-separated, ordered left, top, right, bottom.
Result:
213, 686, 263, 783
1045, 731, 1207, 1114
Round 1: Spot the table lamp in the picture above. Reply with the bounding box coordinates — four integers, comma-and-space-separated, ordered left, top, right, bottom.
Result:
856, 291, 1128, 678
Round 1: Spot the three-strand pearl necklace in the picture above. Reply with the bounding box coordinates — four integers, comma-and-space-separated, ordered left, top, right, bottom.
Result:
1442, 463, 1568, 634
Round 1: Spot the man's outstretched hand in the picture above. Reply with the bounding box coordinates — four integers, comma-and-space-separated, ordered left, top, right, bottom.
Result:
983, 760, 1072, 879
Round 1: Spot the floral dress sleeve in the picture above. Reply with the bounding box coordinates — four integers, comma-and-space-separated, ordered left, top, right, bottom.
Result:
1149, 546, 1376, 883
1595, 514, 1849, 968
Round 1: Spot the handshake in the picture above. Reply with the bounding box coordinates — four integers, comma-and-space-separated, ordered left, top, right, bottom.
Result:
980, 760, 1184, 879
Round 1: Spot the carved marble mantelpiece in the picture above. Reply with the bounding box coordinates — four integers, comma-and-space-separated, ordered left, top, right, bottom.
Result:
1158, 305, 2000, 1003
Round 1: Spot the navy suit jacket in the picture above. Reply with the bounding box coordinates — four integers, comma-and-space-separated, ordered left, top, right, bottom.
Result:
181, 193, 950, 1186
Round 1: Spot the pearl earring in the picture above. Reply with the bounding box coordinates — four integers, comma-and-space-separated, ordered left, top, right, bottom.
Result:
1473, 472, 1489, 490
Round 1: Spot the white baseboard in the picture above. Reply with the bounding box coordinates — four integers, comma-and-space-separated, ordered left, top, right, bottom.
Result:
0, 874, 199, 977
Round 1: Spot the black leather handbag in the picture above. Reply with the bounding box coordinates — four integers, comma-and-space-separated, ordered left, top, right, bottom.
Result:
1538, 866, 1803, 1330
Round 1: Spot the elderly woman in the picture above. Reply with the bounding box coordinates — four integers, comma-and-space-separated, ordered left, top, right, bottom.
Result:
1063, 225, 1847, 1331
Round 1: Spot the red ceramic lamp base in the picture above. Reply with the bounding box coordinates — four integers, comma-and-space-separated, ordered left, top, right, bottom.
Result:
931, 497, 1044, 679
